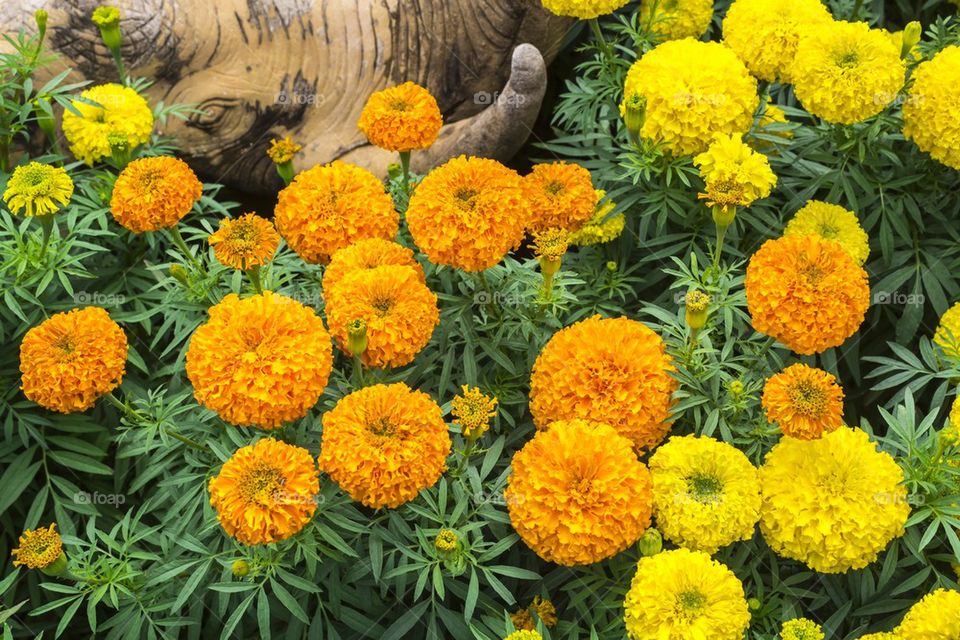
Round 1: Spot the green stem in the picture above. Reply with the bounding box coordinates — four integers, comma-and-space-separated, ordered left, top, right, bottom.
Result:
169, 225, 203, 270
712, 224, 728, 272
589, 18, 614, 62
110, 48, 127, 85
37, 215, 56, 261
399, 151, 411, 194
0, 136, 9, 173
476, 271, 503, 322
352, 354, 365, 389
105, 391, 209, 452
851, 0, 864, 20
246, 265, 264, 294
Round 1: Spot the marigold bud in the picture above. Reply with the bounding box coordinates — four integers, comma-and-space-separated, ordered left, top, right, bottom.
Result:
34, 9, 48, 36
902, 21, 922, 59
347, 319, 368, 357
92, 6, 122, 51
623, 92, 647, 146
685, 290, 710, 331
231, 559, 250, 577
638, 528, 662, 556
169, 264, 189, 285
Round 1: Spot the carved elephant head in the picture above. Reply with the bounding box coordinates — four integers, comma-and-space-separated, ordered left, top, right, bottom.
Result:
0, 0, 571, 192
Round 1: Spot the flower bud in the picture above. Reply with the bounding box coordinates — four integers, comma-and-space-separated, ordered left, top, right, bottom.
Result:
34, 9, 48, 40
434, 528, 460, 559
747, 597, 762, 611
347, 319, 368, 357
638, 528, 662, 556
169, 264, 189, 286
92, 6, 122, 51
902, 21, 922, 59
684, 290, 710, 331
712, 204, 737, 228
623, 92, 647, 146
231, 559, 250, 577
728, 380, 745, 397
40, 551, 69, 577
606, 261, 618, 272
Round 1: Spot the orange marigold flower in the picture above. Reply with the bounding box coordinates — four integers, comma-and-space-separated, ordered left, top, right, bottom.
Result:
185, 291, 333, 429
208, 438, 319, 545
522, 162, 596, 232
451, 385, 498, 439
318, 383, 451, 509
110, 156, 203, 233
274, 161, 398, 264
746, 234, 870, 355
505, 419, 654, 566
208, 213, 280, 270
762, 364, 844, 440
406, 156, 527, 272
325, 264, 439, 368
358, 82, 443, 152
529, 316, 677, 452
322, 238, 425, 299
11, 523, 63, 569
20, 307, 128, 413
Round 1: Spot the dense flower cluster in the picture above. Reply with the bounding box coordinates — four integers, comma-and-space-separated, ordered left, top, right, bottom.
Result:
759, 427, 910, 573
358, 82, 443, 152
322, 238, 424, 297
539, 0, 629, 19
522, 162, 596, 232
325, 264, 439, 368
649, 435, 761, 554
623, 548, 751, 640
505, 419, 653, 566
638, 0, 714, 41
762, 364, 845, 440
451, 385, 498, 439
110, 157, 203, 233
568, 190, 625, 246
746, 234, 870, 355
2, 162, 74, 217
406, 156, 527, 271
903, 46, 960, 170
20, 307, 127, 413
790, 20, 905, 125
274, 161, 398, 264
208, 213, 280, 270
722, 0, 833, 83
62, 84, 154, 164
622, 39, 758, 156
897, 589, 960, 639
784, 201, 870, 266
694, 133, 777, 210
208, 438, 319, 545
529, 316, 676, 452
185, 292, 333, 429
318, 383, 451, 508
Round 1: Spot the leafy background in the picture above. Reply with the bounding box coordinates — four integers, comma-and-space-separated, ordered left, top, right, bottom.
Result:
2, 0, 960, 638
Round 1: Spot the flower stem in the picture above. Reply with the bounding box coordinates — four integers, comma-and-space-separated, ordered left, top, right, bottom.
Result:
169, 225, 203, 270
352, 354, 365, 389
246, 265, 264, 294
476, 271, 503, 322
712, 223, 728, 272
589, 18, 614, 62
851, 0, 864, 20
37, 214, 56, 261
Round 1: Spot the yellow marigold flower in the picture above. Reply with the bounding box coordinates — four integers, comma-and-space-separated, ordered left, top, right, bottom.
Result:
784, 200, 870, 266
207, 213, 280, 270
722, 0, 834, 83
694, 133, 777, 209
91, 6, 120, 27
623, 548, 751, 640
746, 234, 870, 355
208, 438, 319, 545
759, 427, 910, 573
791, 21, 906, 125
896, 588, 960, 640
685, 290, 710, 330
318, 383, 451, 509
325, 264, 439, 369
358, 82, 443, 152
539, 0, 629, 19
622, 39, 758, 157
2, 162, 74, 217
63, 84, 153, 164
504, 632, 542, 640
406, 156, 527, 272
945, 396, 960, 447
903, 45, 960, 170
523, 162, 596, 232
531, 227, 569, 263
267, 136, 301, 165
935, 302, 960, 361
434, 529, 460, 554
110, 156, 203, 233
762, 364, 845, 440
860, 634, 901, 640
569, 190, 625, 246
639, 0, 714, 41
781, 618, 825, 640
451, 385, 498, 439
274, 161, 398, 264
506, 419, 653, 566
11, 524, 63, 570
20, 307, 127, 414
530, 316, 676, 452
322, 238, 425, 299
649, 435, 761, 554
185, 291, 333, 429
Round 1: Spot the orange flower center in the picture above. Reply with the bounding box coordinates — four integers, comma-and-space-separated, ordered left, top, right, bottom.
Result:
454, 188, 478, 210
788, 380, 827, 417
369, 416, 397, 438
237, 463, 285, 506
545, 181, 565, 196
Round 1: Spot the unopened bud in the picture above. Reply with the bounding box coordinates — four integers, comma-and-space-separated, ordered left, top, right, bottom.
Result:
684, 290, 710, 331
92, 6, 122, 51
34, 9, 48, 39
347, 319, 368, 357
169, 264, 189, 286
606, 261, 618, 272
902, 22, 922, 58
712, 204, 737, 228
747, 597, 762, 611
638, 528, 662, 556
623, 93, 647, 146
728, 380, 745, 397
231, 559, 250, 577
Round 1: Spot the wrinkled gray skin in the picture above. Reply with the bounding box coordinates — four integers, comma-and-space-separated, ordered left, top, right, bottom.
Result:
0, 0, 571, 192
